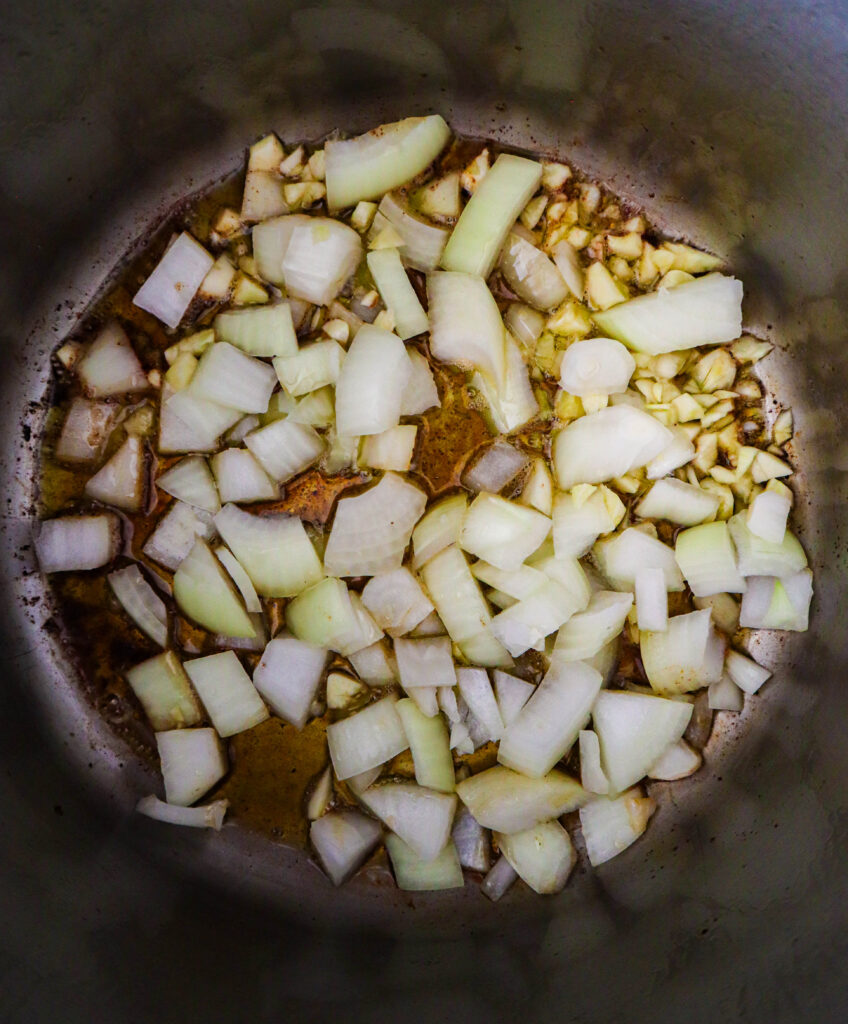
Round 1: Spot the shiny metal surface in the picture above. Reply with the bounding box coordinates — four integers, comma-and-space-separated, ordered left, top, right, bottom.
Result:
1, 1, 846, 1019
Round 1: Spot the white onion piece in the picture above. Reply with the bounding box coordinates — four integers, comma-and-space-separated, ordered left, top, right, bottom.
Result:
400, 348, 440, 415
739, 569, 812, 631
578, 729, 610, 794
456, 765, 585, 833
323, 472, 426, 577
579, 788, 656, 866
142, 501, 216, 572
173, 539, 256, 638
646, 426, 697, 479
594, 528, 684, 592
559, 337, 635, 397
553, 406, 673, 489
125, 650, 201, 731
214, 302, 298, 358
481, 855, 518, 901
675, 522, 747, 596
133, 232, 214, 329
252, 213, 311, 286
334, 324, 412, 436
108, 565, 168, 647
462, 441, 529, 494
442, 153, 542, 278
457, 629, 514, 669
427, 271, 506, 387
347, 767, 382, 796
640, 608, 725, 695
348, 641, 398, 685
159, 389, 242, 454
137, 794, 228, 830
592, 273, 743, 354
438, 686, 461, 724
273, 340, 345, 396
746, 488, 791, 544
499, 232, 569, 311
554, 592, 633, 662
636, 478, 719, 526
157, 456, 220, 513
410, 610, 445, 636
495, 821, 576, 895
491, 579, 584, 657
325, 115, 450, 210
635, 567, 668, 632
396, 698, 455, 792
214, 504, 322, 597
240, 169, 286, 222
457, 668, 504, 742
459, 493, 550, 571
253, 636, 328, 729
694, 592, 741, 635
492, 670, 535, 728
550, 239, 585, 299
77, 322, 148, 397
587, 637, 621, 686
360, 782, 456, 862
408, 686, 440, 718
84, 436, 145, 512
592, 689, 693, 793
290, 387, 335, 429
189, 342, 276, 414
185, 650, 268, 737
727, 513, 807, 578
370, 192, 451, 273
552, 489, 622, 558
216, 546, 261, 614
472, 561, 548, 600
411, 494, 467, 569
210, 448, 278, 503
470, 330, 539, 434
520, 458, 553, 515
504, 302, 545, 347
360, 425, 417, 472
451, 805, 491, 873
529, 550, 593, 610
35, 513, 120, 573
385, 835, 464, 892
360, 568, 433, 636
281, 217, 362, 306
419, 545, 493, 644
156, 728, 227, 807
724, 648, 772, 695
244, 418, 324, 482
284, 577, 356, 649
311, 810, 383, 886
394, 636, 456, 689
367, 248, 428, 339
56, 398, 118, 463
647, 738, 702, 780
450, 720, 474, 755
708, 674, 745, 712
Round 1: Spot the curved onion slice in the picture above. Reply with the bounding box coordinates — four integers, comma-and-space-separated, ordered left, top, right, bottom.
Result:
184, 650, 268, 737
559, 337, 635, 396
456, 765, 585, 833
173, 538, 255, 638
84, 436, 145, 512
281, 217, 362, 306
157, 455, 220, 513
495, 821, 576, 895
370, 192, 450, 272
253, 636, 328, 729
334, 325, 412, 436
137, 795, 228, 830
108, 564, 168, 647
499, 232, 569, 311
311, 810, 384, 886
553, 591, 633, 662
427, 271, 506, 388
579, 788, 656, 866
594, 528, 684, 593
640, 608, 725, 694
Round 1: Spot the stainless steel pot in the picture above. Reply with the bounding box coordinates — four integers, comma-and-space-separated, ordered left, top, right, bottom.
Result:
2, 2, 846, 1020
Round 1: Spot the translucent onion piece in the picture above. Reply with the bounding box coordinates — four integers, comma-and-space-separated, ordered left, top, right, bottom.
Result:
252, 213, 310, 286
419, 545, 493, 644
492, 670, 535, 728
708, 674, 745, 712
559, 337, 637, 397
137, 794, 228, 830
457, 667, 504, 742
244, 418, 325, 482
360, 568, 434, 636
214, 302, 298, 358
159, 389, 242, 454
552, 489, 622, 559
281, 217, 362, 306
636, 478, 719, 526
35, 513, 120, 573
77, 322, 148, 397
470, 330, 539, 434
348, 641, 398, 685
481, 855, 518, 902
646, 426, 697, 479
738, 570, 812, 631
125, 650, 201, 731
504, 302, 545, 347
495, 821, 576, 895
579, 729, 610, 794
499, 232, 569, 311
553, 591, 633, 662
727, 513, 808, 579
451, 805, 491, 873
334, 324, 412, 436
367, 248, 429, 339
359, 782, 456, 862
210, 448, 278, 504
490, 579, 584, 657
459, 493, 551, 571
579, 788, 656, 866
108, 564, 168, 647
456, 765, 586, 833
216, 546, 261, 614
400, 348, 440, 415
56, 398, 118, 464
462, 441, 529, 494
370, 192, 451, 272
133, 232, 214, 329
675, 521, 747, 597
635, 566, 668, 632
184, 650, 268, 737
594, 528, 684, 592
396, 698, 455, 792
323, 472, 426, 577
427, 271, 507, 388
157, 455, 220, 513
550, 239, 585, 299
273, 340, 345, 396
640, 608, 725, 695
84, 436, 145, 512
394, 636, 456, 689
647, 738, 702, 780
360, 425, 417, 472
724, 648, 772, 695
746, 488, 791, 544
311, 810, 383, 886
142, 501, 216, 573
694, 592, 741, 635
520, 457, 553, 515
385, 835, 464, 892
173, 538, 256, 638
253, 636, 328, 729
411, 494, 467, 569
189, 342, 277, 414
284, 577, 358, 649
156, 728, 227, 807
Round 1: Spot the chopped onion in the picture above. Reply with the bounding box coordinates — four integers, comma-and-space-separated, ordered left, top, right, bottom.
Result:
311, 810, 383, 886
84, 435, 145, 512
592, 273, 743, 355
559, 337, 635, 396
457, 629, 514, 669
675, 522, 746, 596
553, 406, 673, 489
738, 570, 812, 631
125, 650, 201, 731
490, 579, 584, 656
360, 782, 456, 862
492, 670, 535, 728
173, 538, 256, 638
481, 855, 518, 901
552, 488, 623, 558
159, 389, 242, 454
56, 398, 118, 464
498, 659, 602, 777
189, 342, 277, 414
395, 636, 456, 689
366, 248, 428, 339
252, 213, 310, 286
470, 330, 539, 434
210, 448, 278, 503
285, 577, 360, 650
348, 641, 398, 685
419, 545, 493, 644
411, 494, 467, 569
408, 686, 440, 717
636, 478, 719, 526
273, 340, 345, 396
133, 232, 214, 329
253, 635, 328, 728
724, 648, 772, 695
214, 302, 298, 358
579, 729, 610, 794
553, 591, 633, 662
495, 821, 576, 895
746, 488, 791, 544
348, 766, 382, 795
360, 568, 433, 636
370, 192, 450, 272
451, 805, 491, 873
325, 115, 451, 210
456, 765, 585, 833
635, 566, 668, 632
694, 592, 740, 635
400, 348, 440, 415
459, 493, 550, 571
326, 671, 369, 710
215, 546, 261, 613
396, 698, 455, 792
184, 650, 268, 737
244, 418, 325, 482
323, 472, 426, 577
472, 561, 548, 600
442, 153, 542, 278
499, 231, 569, 311
35, 513, 120, 573
457, 667, 504, 742
214, 504, 322, 597
334, 324, 412, 436
281, 217, 362, 306
157, 456, 220, 514
646, 426, 697, 479
550, 239, 585, 299
142, 500, 216, 572
385, 835, 464, 891
462, 441, 529, 494
137, 794, 228, 830
77, 322, 148, 397
708, 674, 745, 712
592, 689, 693, 793
594, 528, 684, 592
360, 425, 418, 472
156, 727, 227, 807
640, 608, 725, 694
520, 458, 553, 515
647, 738, 702, 780
427, 271, 506, 387
579, 788, 656, 866
504, 302, 545, 347
108, 564, 168, 647
728, 513, 807, 578
290, 387, 336, 429
414, 172, 461, 220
